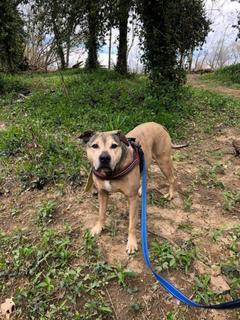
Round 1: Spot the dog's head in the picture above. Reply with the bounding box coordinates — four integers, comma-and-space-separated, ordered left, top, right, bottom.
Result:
79, 130, 129, 173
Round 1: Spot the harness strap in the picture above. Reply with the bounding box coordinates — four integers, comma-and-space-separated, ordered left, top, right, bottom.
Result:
141, 156, 240, 310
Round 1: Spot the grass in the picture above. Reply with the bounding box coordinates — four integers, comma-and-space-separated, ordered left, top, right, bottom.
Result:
0, 68, 240, 319
201, 64, 240, 89
0, 69, 239, 192
0, 72, 31, 95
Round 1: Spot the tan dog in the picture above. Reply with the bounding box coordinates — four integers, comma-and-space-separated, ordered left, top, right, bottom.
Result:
80, 122, 178, 254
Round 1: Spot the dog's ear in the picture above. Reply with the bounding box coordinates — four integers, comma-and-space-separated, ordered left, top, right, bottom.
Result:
78, 130, 95, 144
116, 131, 129, 146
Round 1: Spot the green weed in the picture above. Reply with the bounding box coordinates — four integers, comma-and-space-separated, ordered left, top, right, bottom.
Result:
177, 223, 193, 233
0, 126, 30, 156
183, 193, 192, 212
0, 73, 29, 95
210, 228, 224, 242
130, 302, 144, 312
149, 191, 169, 207
172, 151, 189, 162
207, 150, 224, 159
37, 200, 57, 225
167, 312, 176, 320
175, 241, 198, 272
83, 229, 101, 260
195, 164, 225, 189
84, 300, 113, 318
194, 274, 217, 304
223, 191, 240, 212
152, 240, 197, 272
114, 263, 136, 287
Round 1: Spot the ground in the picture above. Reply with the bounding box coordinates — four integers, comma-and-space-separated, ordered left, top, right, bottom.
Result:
0, 70, 239, 320
188, 74, 240, 99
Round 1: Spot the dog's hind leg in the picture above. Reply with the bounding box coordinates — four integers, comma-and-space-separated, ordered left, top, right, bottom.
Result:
156, 156, 176, 200
138, 168, 150, 197
91, 190, 108, 235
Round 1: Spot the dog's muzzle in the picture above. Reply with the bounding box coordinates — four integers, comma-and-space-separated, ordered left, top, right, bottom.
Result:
99, 152, 111, 169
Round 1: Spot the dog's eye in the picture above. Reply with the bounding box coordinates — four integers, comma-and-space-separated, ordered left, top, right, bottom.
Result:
111, 144, 118, 149
91, 144, 99, 149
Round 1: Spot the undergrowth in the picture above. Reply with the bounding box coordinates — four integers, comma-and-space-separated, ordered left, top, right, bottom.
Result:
201, 64, 240, 88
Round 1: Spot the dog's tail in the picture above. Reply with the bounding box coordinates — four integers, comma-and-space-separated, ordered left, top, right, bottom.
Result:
171, 143, 189, 149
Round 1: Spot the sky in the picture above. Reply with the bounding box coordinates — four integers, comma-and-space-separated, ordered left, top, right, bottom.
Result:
68, 0, 240, 70
204, 0, 240, 45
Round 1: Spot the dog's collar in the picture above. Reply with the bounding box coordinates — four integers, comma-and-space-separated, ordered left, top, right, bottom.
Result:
92, 142, 141, 180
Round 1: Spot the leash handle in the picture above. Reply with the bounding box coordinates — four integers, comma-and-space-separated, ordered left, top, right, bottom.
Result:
141, 158, 240, 310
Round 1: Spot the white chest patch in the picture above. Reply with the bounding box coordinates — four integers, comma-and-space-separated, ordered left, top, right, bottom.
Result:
103, 180, 112, 192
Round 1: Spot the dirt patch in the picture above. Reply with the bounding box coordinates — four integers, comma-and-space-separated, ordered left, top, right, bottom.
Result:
188, 74, 240, 99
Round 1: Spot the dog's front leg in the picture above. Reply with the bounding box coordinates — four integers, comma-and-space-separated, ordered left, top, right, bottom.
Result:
126, 195, 139, 254
91, 190, 108, 236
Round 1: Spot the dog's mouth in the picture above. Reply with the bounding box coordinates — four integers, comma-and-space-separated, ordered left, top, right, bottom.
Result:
96, 165, 113, 175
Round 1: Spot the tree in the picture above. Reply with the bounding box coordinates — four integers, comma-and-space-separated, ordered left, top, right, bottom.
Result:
115, 0, 132, 74
84, 1, 101, 69
34, 0, 83, 69
0, 0, 25, 72
136, 0, 210, 88
24, 4, 58, 71
176, 0, 211, 69
232, 0, 240, 45
83, 0, 114, 70
102, 0, 134, 74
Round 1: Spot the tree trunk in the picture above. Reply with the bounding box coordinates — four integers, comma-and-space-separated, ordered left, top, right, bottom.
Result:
66, 37, 71, 68
86, 6, 98, 69
53, 23, 65, 69
108, 28, 112, 69
179, 51, 184, 69
116, 0, 130, 74
57, 44, 65, 69
188, 49, 193, 72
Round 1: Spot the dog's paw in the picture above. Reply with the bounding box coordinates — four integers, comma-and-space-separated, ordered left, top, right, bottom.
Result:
163, 192, 174, 200
91, 224, 103, 236
138, 187, 142, 197
126, 236, 138, 254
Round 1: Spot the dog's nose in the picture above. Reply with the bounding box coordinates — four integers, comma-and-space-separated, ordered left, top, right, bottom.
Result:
99, 152, 111, 163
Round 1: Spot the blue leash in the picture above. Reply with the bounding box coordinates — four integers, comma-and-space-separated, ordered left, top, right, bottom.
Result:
141, 158, 240, 309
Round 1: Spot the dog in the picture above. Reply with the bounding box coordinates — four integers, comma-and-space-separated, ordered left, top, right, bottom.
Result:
80, 122, 185, 254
